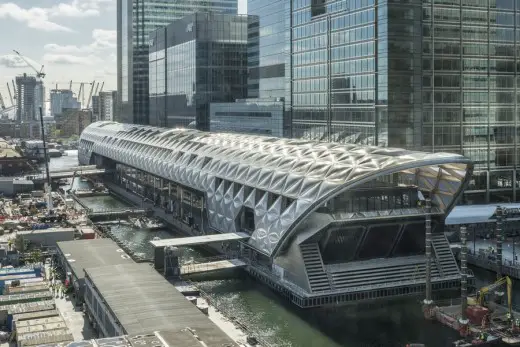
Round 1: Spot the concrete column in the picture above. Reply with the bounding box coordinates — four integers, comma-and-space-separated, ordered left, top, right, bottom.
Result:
423, 198, 434, 319
496, 206, 504, 278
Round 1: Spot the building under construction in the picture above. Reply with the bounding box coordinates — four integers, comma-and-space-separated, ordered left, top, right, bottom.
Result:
15, 73, 45, 139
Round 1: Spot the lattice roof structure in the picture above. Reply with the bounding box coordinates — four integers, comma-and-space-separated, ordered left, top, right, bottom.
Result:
79, 122, 473, 256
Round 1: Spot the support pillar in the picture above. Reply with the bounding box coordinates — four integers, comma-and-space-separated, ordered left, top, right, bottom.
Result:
459, 226, 469, 336
496, 206, 504, 279
423, 198, 434, 319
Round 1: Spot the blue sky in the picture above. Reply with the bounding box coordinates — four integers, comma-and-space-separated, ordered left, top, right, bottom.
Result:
0, 0, 246, 107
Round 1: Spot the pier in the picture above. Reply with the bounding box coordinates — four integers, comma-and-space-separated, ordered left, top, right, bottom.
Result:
27, 167, 107, 183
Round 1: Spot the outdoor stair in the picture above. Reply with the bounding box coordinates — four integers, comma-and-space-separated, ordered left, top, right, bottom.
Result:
329, 261, 442, 291
431, 233, 460, 278
300, 243, 332, 292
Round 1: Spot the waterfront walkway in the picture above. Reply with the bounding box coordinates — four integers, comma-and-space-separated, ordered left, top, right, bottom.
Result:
181, 259, 247, 275
150, 232, 250, 248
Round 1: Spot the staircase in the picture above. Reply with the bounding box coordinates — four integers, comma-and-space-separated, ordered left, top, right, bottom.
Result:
300, 243, 331, 292
431, 233, 460, 278
330, 261, 442, 291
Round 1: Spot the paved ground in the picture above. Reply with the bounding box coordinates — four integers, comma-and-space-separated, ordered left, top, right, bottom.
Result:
54, 292, 96, 341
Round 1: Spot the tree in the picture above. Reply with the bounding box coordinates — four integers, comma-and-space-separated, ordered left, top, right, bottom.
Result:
27, 249, 42, 265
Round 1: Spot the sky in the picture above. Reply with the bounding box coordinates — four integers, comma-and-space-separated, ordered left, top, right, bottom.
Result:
0, 0, 247, 109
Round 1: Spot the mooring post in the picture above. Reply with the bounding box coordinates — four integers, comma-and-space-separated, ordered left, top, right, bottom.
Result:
496, 206, 504, 278
458, 226, 469, 336
423, 198, 434, 319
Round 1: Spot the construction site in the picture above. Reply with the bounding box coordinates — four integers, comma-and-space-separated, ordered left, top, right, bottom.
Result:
0, 50, 109, 140
428, 222, 520, 346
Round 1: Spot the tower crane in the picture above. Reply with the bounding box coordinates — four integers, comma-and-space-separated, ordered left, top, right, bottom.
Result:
12, 50, 45, 79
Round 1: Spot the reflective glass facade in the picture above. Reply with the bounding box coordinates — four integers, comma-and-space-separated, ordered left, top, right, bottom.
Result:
149, 13, 249, 130
291, 0, 380, 144
248, 0, 292, 136
289, 0, 520, 204
117, 0, 238, 125
422, 0, 520, 204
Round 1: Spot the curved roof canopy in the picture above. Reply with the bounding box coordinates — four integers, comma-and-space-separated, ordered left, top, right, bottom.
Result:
79, 122, 473, 257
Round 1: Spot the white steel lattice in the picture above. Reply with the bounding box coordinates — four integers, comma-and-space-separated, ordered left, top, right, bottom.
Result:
79, 122, 473, 257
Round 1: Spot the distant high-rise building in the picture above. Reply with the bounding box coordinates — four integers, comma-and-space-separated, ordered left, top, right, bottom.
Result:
50, 89, 81, 118
149, 13, 249, 130
15, 73, 45, 138
16, 74, 45, 123
99, 91, 118, 121
117, 0, 238, 125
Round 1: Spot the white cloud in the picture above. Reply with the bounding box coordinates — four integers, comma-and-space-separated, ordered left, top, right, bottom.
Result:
48, 0, 115, 18
0, 0, 115, 32
43, 54, 104, 66
0, 3, 73, 32
44, 29, 116, 54
0, 55, 29, 68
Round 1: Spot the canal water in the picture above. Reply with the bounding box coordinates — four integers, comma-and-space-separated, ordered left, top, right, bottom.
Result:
49, 151, 500, 347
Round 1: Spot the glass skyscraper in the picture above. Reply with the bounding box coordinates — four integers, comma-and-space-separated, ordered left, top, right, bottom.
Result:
149, 13, 249, 130
288, 0, 520, 204
117, 0, 238, 125
247, 0, 293, 136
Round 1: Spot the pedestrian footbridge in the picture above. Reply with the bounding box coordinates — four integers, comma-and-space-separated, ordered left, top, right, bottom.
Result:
149, 232, 250, 248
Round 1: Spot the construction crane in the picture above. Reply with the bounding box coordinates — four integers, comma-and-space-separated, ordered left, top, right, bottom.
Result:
6, 83, 14, 105
11, 80, 16, 100
475, 276, 512, 315
13, 50, 45, 79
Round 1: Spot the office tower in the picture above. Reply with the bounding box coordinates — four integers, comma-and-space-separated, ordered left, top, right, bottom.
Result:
50, 89, 81, 118
289, 0, 520, 204
247, 0, 292, 136
117, 0, 238, 125
99, 91, 118, 121
149, 13, 249, 130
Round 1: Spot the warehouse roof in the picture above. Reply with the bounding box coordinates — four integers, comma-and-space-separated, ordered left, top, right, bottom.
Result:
84, 263, 237, 345
57, 239, 132, 280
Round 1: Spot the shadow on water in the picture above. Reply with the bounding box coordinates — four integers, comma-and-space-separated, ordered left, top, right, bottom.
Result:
198, 278, 461, 347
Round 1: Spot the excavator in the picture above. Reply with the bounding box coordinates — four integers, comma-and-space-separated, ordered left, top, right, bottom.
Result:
471, 276, 512, 318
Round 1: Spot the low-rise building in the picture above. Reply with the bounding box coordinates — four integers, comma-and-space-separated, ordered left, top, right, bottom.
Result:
55, 109, 92, 138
